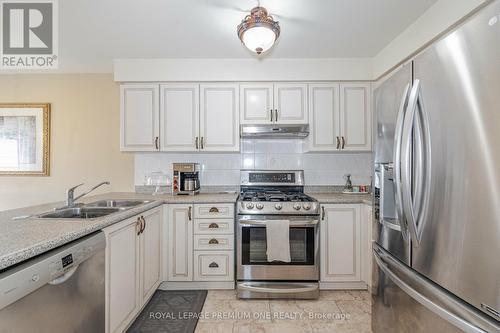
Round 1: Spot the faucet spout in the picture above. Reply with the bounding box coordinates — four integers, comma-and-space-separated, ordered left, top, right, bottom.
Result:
66, 181, 111, 207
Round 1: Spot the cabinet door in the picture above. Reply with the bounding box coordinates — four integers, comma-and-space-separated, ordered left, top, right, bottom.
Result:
240, 83, 274, 124
107, 218, 140, 333
199, 84, 240, 152
120, 84, 160, 151
339, 83, 372, 151
273, 83, 308, 124
308, 83, 341, 151
167, 205, 193, 281
159, 84, 199, 151
140, 208, 162, 305
320, 204, 361, 282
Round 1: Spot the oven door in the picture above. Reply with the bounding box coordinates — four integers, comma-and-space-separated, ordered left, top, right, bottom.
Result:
237, 215, 319, 281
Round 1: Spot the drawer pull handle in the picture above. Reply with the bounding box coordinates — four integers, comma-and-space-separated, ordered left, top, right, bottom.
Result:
208, 223, 219, 229
209, 207, 219, 213
209, 238, 219, 245
209, 262, 219, 268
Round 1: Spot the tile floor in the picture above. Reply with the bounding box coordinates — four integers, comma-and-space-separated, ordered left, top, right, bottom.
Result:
195, 290, 372, 333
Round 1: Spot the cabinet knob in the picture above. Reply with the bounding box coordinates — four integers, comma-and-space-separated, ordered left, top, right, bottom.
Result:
208, 223, 219, 229
208, 238, 219, 245
209, 207, 219, 213
208, 262, 219, 268
188, 207, 192, 221
155, 137, 159, 150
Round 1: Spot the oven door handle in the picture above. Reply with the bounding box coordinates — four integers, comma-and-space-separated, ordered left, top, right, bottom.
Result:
239, 219, 319, 227
238, 283, 318, 294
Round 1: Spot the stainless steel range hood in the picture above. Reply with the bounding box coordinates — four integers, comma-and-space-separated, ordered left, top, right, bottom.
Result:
240, 124, 309, 139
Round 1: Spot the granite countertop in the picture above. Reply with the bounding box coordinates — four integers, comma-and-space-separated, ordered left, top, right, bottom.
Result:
0, 190, 370, 271
308, 192, 372, 205
0, 191, 238, 271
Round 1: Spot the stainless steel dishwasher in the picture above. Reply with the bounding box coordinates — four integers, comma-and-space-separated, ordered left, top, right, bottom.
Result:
0, 232, 106, 333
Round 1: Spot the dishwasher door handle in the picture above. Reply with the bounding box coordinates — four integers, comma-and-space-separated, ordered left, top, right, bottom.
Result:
47, 265, 79, 285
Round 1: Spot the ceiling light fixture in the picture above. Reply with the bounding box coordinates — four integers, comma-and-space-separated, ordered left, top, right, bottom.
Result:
237, 6, 280, 55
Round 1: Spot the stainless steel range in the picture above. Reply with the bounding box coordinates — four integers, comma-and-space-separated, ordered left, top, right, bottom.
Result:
236, 170, 320, 299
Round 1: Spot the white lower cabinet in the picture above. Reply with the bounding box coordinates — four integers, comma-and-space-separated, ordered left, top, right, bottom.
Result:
194, 251, 234, 281
167, 204, 193, 281
320, 204, 370, 289
166, 203, 235, 284
104, 207, 162, 333
140, 208, 162, 302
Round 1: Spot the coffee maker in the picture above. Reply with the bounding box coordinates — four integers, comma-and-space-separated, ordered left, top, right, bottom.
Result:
172, 163, 200, 195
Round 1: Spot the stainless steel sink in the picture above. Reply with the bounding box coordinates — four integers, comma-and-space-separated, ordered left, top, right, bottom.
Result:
84, 199, 151, 208
37, 207, 123, 219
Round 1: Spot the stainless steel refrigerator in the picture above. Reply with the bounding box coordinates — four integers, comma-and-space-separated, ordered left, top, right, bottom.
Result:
372, 1, 500, 332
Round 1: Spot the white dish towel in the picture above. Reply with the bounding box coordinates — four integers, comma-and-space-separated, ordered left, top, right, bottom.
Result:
265, 220, 291, 263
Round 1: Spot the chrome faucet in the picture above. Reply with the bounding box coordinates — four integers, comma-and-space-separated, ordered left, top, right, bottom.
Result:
66, 181, 110, 207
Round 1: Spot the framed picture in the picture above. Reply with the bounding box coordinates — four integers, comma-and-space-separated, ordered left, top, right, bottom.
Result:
0, 103, 51, 176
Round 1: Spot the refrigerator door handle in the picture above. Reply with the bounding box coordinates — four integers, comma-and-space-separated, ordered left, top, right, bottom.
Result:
373, 245, 497, 333
401, 79, 432, 246
393, 83, 411, 242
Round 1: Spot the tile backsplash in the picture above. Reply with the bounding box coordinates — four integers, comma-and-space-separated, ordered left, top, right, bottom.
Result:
135, 139, 373, 187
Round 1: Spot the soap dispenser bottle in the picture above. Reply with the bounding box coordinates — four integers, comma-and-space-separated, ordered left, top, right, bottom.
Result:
344, 174, 353, 192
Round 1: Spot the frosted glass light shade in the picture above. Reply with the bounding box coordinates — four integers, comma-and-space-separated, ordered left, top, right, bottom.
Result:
241, 26, 277, 54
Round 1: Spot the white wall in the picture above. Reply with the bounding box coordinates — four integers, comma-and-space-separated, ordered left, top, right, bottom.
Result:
135, 139, 372, 187
372, 0, 489, 79
114, 58, 373, 82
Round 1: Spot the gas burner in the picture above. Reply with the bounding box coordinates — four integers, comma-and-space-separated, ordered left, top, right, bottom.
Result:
239, 190, 315, 203
238, 170, 319, 215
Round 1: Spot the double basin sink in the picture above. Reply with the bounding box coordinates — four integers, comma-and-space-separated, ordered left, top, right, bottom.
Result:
37, 200, 152, 219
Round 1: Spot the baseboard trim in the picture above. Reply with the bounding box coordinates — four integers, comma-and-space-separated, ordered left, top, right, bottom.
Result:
319, 281, 368, 290
159, 281, 235, 290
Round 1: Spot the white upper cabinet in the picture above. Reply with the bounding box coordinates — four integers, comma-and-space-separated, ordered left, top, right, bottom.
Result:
120, 81, 370, 152
240, 83, 273, 124
159, 84, 200, 151
240, 83, 308, 124
200, 84, 240, 152
120, 84, 160, 151
308, 83, 341, 151
273, 83, 308, 124
308, 82, 371, 152
339, 83, 372, 151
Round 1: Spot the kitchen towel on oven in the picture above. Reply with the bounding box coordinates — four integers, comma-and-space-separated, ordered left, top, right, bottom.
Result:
265, 220, 291, 262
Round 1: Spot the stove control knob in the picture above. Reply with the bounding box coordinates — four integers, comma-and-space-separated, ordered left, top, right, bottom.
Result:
246, 203, 254, 209
293, 203, 301, 210
303, 203, 311, 210
274, 203, 282, 211
256, 203, 264, 210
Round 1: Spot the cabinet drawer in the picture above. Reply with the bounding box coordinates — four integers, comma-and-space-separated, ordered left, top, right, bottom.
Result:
194, 204, 234, 219
194, 234, 234, 250
194, 219, 234, 234
194, 251, 234, 281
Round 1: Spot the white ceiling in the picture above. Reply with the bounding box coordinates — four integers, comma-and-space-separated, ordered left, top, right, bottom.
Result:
59, 0, 438, 72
